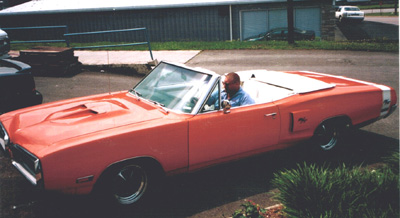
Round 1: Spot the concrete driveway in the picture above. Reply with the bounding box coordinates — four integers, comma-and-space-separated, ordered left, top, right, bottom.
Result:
337, 16, 398, 40
365, 16, 399, 25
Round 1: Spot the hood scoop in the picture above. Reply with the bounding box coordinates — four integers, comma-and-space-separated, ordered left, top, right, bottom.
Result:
45, 101, 127, 124
84, 102, 114, 114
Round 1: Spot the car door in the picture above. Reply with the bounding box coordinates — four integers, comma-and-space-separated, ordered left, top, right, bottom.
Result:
188, 101, 280, 171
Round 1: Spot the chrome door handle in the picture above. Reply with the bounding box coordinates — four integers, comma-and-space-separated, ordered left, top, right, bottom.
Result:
265, 113, 277, 119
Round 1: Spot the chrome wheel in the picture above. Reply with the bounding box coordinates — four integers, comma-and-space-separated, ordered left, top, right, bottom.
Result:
111, 164, 148, 205
314, 123, 338, 151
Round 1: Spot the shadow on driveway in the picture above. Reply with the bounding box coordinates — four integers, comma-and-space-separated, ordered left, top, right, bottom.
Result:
337, 21, 399, 41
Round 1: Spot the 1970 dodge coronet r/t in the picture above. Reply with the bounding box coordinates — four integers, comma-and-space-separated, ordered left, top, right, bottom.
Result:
0, 62, 397, 206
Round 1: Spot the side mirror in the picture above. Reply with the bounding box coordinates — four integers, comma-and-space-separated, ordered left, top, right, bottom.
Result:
221, 100, 231, 114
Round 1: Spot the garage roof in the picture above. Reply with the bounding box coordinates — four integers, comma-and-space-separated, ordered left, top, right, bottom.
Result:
0, 0, 304, 15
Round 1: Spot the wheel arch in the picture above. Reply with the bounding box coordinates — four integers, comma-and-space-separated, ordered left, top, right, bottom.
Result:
311, 115, 353, 151
314, 115, 352, 134
92, 156, 166, 193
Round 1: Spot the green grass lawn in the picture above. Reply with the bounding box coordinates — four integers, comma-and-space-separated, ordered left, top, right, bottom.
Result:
10, 39, 399, 53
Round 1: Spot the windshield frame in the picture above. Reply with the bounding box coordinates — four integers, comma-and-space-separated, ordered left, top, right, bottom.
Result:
131, 61, 219, 115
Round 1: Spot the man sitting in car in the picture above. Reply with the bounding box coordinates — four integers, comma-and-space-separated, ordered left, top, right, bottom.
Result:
207, 72, 255, 109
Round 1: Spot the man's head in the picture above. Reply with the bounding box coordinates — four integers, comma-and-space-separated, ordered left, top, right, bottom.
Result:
223, 72, 241, 96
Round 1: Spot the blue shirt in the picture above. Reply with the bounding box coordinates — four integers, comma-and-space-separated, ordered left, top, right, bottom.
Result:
208, 87, 255, 108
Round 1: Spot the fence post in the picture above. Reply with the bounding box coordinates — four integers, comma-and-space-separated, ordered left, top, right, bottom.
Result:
144, 28, 154, 60
65, 26, 70, 47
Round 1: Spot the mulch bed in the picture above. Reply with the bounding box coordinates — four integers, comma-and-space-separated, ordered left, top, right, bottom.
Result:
264, 204, 285, 218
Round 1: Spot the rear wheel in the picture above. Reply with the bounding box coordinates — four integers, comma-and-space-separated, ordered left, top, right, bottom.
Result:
313, 117, 351, 152
314, 122, 339, 151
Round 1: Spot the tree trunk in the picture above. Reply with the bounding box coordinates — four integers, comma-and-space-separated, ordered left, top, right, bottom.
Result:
287, 0, 295, 44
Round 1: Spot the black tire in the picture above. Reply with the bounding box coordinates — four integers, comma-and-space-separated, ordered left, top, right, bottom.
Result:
313, 121, 341, 151
110, 164, 148, 205
96, 162, 155, 207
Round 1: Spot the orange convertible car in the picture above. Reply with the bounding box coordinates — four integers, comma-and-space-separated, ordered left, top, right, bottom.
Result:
0, 62, 397, 206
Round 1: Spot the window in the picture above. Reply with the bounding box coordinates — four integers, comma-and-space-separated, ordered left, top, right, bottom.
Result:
201, 80, 220, 113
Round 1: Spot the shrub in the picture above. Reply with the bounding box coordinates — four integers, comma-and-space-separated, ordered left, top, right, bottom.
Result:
271, 163, 399, 218
382, 151, 399, 174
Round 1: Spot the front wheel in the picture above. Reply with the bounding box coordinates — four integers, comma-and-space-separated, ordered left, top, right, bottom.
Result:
111, 164, 148, 205
96, 163, 151, 206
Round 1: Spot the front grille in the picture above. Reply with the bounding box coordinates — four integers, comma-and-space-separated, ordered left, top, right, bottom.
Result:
9, 144, 41, 176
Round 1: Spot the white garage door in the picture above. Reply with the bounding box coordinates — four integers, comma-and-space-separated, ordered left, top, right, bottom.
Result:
241, 10, 268, 40
240, 7, 321, 40
268, 9, 287, 29
295, 8, 321, 37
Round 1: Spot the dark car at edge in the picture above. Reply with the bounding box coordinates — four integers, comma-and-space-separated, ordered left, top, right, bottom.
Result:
0, 59, 42, 113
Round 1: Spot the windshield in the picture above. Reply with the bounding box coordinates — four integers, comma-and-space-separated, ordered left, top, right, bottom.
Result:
132, 62, 212, 113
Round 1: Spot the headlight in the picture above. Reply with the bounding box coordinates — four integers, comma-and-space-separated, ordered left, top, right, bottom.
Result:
0, 122, 10, 151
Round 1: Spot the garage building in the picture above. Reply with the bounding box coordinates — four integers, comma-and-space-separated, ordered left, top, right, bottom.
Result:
0, 0, 335, 42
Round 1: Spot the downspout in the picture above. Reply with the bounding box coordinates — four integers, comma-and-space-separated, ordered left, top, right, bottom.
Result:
229, 4, 233, 41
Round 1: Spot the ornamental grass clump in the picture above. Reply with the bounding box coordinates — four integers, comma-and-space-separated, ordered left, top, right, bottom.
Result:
272, 162, 399, 218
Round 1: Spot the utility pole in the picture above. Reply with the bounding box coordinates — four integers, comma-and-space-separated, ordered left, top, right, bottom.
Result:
287, 0, 294, 44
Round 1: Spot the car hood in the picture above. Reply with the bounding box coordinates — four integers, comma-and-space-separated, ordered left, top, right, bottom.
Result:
1, 92, 165, 150
246, 36, 264, 41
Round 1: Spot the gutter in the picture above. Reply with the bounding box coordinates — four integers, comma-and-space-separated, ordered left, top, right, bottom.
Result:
229, 4, 233, 41
0, 0, 307, 16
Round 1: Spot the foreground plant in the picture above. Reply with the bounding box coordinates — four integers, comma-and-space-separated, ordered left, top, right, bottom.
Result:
272, 162, 399, 218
